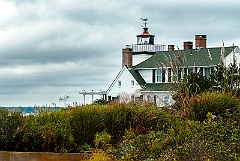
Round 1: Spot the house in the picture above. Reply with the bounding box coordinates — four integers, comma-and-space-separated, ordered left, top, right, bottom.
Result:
106, 20, 240, 107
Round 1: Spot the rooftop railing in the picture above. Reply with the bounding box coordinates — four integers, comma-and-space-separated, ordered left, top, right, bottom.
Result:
126, 44, 166, 52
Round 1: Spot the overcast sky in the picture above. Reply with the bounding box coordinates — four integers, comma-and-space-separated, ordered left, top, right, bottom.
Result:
0, 0, 240, 107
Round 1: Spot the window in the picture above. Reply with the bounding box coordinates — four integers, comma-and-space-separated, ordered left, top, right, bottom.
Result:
194, 67, 198, 73
156, 70, 162, 82
184, 68, 188, 75
131, 80, 134, 86
154, 95, 157, 106
168, 69, 172, 82
163, 95, 170, 106
156, 69, 167, 82
147, 95, 153, 102
199, 67, 204, 75
164, 95, 170, 103
118, 80, 121, 87
131, 95, 134, 102
188, 67, 193, 73
205, 67, 211, 78
177, 69, 182, 81
162, 69, 166, 82
147, 95, 151, 102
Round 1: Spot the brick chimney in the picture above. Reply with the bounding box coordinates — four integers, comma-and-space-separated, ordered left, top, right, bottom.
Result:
195, 35, 207, 48
122, 48, 132, 68
183, 41, 193, 50
168, 45, 175, 51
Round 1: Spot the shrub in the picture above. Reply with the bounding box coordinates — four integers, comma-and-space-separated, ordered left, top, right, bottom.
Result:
70, 102, 172, 149
113, 116, 240, 161
93, 98, 110, 105
0, 103, 173, 152
102, 102, 172, 142
172, 72, 212, 110
0, 109, 24, 150
94, 130, 111, 150
88, 150, 114, 161
189, 91, 239, 121
14, 110, 74, 152
70, 105, 106, 149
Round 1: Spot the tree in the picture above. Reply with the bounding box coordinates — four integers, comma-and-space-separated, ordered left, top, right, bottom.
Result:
210, 55, 240, 96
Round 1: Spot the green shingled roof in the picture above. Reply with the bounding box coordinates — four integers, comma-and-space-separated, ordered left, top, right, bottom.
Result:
144, 83, 173, 91
129, 69, 146, 86
129, 69, 174, 91
134, 47, 236, 69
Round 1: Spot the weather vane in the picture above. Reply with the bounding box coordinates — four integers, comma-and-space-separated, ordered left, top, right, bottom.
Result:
140, 18, 148, 27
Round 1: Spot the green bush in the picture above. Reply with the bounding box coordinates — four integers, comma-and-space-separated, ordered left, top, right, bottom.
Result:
94, 130, 111, 150
1, 103, 170, 152
14, 110, 74, 152
71, 102, 171, 148
189, 91, 239, 121
114, 116, 240, 161
0, 100, 238, 160
70, 105, 106, 149
0, 109, 24, 150
93, 98, 110, 105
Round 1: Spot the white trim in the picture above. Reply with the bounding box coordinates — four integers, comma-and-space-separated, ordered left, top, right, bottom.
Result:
107, 66, 128, 94
107, 66, 143, 95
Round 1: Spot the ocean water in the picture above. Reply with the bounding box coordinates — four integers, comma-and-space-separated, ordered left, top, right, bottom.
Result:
0, 106, 63, 115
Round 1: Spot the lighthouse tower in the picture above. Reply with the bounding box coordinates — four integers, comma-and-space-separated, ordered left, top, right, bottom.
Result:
122, 18, 166, 68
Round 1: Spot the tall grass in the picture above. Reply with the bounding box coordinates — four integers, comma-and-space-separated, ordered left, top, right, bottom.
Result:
0, 102, 171, 152
1, 98, 238, 160
0, 109, 23, 151
13, 110, 74, 152
71, 102, 171, 148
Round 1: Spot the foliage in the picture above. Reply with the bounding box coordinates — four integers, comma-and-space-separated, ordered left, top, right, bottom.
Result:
172, 72, 212, 113
189, 91, 240, 121
88, 150, 114, 161
173, 72, 212, 99
94, 130, 111, 150
13, 110, 75, 152
210, 56, 240, 96
0, 102, 171, 153
93, 98, 110, 105
171, 55, 240, 120
113, 115, 240, 161
71, 102, 171, 148
0, 109, 24, 151
0, 101, 238, 160
70, 105, 106, 149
